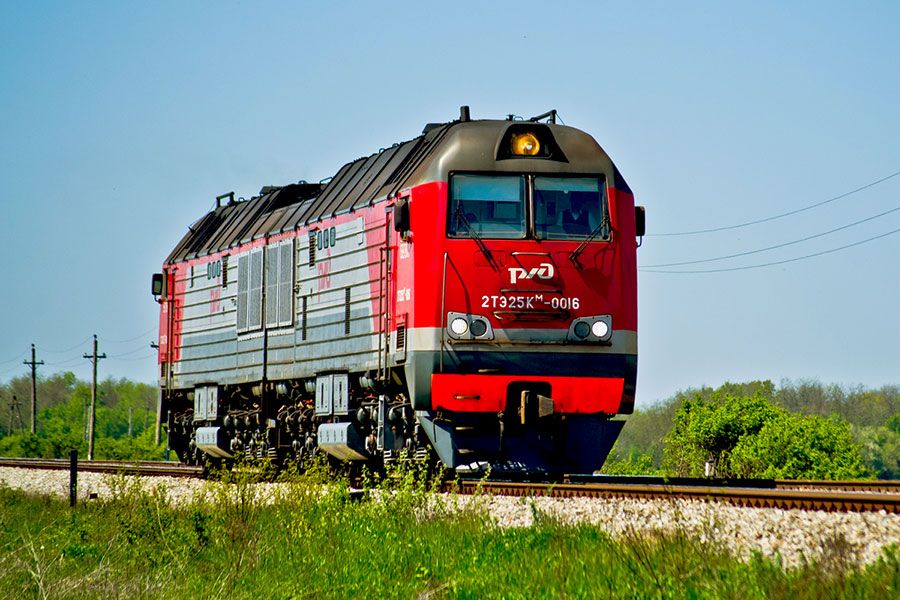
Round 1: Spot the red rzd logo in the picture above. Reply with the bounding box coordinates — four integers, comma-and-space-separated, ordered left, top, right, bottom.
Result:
508, 262, 555, 284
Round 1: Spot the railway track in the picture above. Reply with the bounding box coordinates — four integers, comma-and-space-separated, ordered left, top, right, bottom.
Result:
2, 457, 898, 513
564, 474, 900, 494
455, 480, 900, 514
0, 457, 202, 478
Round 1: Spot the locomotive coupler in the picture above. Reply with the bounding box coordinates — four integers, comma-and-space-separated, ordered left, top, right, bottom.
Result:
518, 391, 555, 426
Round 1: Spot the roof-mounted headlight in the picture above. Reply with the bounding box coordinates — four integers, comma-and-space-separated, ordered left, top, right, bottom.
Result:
511, 132, 541, 156
497, 123, 567, 161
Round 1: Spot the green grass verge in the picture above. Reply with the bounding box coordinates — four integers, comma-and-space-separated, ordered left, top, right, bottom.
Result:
0, 471, 897, 599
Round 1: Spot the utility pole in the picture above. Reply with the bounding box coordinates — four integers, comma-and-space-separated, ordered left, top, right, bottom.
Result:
23, 344, 44, 434
9, 395, 24, 433
83, 335, 106, 460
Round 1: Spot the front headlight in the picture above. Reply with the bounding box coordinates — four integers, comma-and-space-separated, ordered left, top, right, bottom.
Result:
450, 317, 469, 336
591, 320, 609, 338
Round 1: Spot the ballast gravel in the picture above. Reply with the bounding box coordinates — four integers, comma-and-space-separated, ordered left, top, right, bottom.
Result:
2, 466, 898, 569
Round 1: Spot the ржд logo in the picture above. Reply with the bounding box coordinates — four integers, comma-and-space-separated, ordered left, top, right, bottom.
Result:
508, 262, 555, 284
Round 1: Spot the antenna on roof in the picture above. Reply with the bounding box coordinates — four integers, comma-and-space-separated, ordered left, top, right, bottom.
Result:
459, 105, 470, 122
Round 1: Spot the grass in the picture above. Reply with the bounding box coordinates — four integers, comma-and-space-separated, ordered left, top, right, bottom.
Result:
0, 466, 897, 599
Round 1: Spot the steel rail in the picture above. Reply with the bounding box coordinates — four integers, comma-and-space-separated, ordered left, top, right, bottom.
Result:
774, 479, 900, 493
454, 480, 900, 514
566, 474, 900, 494
0, 457, 203, 478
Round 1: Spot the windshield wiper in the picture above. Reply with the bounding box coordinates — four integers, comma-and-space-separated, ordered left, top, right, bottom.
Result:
454, 203, 498, 269
569, 212, 610, 267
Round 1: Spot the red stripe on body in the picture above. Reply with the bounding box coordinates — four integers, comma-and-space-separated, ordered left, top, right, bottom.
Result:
431, 373, 624, 414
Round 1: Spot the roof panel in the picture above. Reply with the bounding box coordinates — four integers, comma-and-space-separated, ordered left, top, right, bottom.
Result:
164, 121, 459, 264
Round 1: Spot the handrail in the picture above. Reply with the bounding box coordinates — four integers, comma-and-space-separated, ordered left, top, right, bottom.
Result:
439, 252, 448, 373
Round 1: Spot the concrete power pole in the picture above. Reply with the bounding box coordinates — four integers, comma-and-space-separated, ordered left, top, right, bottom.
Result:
83, 335, 106, 460
23, 344, 44, 434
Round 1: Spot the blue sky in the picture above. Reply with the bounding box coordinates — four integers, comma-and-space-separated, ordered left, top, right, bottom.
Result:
1, 1, 898, 406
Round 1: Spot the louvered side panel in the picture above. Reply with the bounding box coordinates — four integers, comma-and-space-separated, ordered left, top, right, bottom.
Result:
236, 254, 250, 333
278, 240, 294, 327
248, 249, 263, 331
265, 245, 279, 328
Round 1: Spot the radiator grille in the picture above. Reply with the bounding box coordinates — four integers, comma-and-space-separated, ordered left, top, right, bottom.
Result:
344, 288, 351, 335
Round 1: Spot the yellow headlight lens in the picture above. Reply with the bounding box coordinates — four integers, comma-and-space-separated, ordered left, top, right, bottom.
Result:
511, 132, 541, 156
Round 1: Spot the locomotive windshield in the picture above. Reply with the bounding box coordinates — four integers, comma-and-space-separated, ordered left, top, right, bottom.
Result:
448, 174, 608, 241
533, 176, 608, 240
448, 175, 526, 239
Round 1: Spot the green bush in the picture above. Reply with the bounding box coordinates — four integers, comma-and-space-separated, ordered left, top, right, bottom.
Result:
886, 412, 900, 435
661, 391, 872, 480
601, 447, 659, 476
663, 392, 784, 477
849, 425, 900, 480
728, 413, 872, 479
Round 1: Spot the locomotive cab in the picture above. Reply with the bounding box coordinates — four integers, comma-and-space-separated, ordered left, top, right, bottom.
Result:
389, 119, 641, 473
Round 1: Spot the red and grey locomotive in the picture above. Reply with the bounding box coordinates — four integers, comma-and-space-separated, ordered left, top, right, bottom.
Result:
152, 107, 644, 475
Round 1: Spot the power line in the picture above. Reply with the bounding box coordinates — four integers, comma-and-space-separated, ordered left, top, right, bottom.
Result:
0, 363, 25, 379
37, 336, 94, 354
639, 226, 900, 273
0, 350, 28, 366
108, 353, 156, 362
101, 327, 157, 344
641, 203, 900, 268
650, 169, 900, 237
108, 343, 154, 359
44, 356, 89, 367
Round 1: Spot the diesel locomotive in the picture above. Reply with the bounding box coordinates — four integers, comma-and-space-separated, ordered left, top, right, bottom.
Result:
152, 107, 645, 475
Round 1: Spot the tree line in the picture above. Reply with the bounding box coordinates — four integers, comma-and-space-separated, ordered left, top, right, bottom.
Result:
0, 372, 164, 460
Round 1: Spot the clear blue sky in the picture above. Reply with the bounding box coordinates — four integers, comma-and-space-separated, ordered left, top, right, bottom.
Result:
1, 1, 898, 406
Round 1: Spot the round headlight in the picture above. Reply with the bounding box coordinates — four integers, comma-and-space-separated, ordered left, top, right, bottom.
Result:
470, 319, 488, 337
573, 321, 590, 339
591, 320, 610, 338
511, 132, 540, 156
449, 317, 469, 336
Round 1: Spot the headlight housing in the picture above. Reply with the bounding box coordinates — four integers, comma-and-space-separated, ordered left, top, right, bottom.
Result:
446, 312, 493, 340
567, 315, 613, 343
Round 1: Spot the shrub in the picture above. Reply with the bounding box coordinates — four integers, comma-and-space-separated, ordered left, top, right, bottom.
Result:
663, 393, 784, 477
855, 425, 900, 479
601, 447, 658, 476
729, 413, 872, 479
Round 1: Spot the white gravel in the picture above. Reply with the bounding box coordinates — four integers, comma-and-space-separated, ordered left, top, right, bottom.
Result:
2, 466, 898, 569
